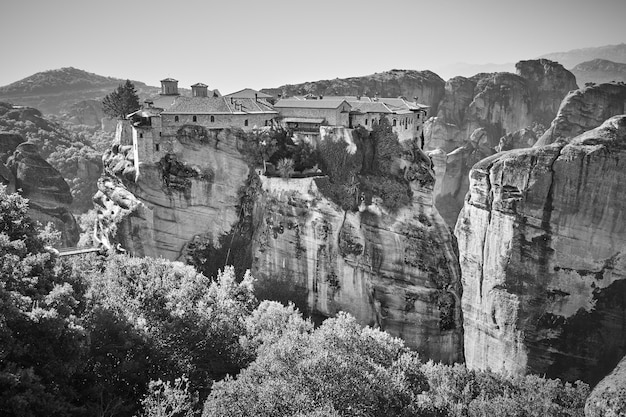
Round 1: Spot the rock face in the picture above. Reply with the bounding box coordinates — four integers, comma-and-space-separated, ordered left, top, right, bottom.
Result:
94, 124, 249, 260
585, 355, 626, 417
426, 60, 578, 227
457, 115, 626, 385
515, 59, 578, 126
6, 142, 79, 247
250, 134, 464, 363
537, 83, 626, 146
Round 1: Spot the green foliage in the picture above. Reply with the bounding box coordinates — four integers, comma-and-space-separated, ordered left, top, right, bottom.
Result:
277, 157, 294, 179
0, 185, 87, 416
203, 311, 428, 417
420, 361, 590, 417
102, 80, 140, 119
139, 377, 198, 417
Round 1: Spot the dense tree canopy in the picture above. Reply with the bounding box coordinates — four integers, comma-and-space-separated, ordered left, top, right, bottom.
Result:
102, 80, 140, 119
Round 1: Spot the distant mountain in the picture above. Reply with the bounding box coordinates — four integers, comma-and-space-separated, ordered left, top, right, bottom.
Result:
0, 67, 160, 115
261, 69, 447, 114
539, 43, 626, 69
570, 59, 626, 86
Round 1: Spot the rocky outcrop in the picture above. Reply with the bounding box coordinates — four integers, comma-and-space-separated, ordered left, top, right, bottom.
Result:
426, 61, 578, 227
5, 141, 78, 247
0, 132, 25, 163
494, 127, 538, 153
457, 115, 626, 385
515, 59, 578, 126
262, 69, 446, 115
250, 133, 464, 363
95, 125, 249, 260
537, 83, 626, 146
585, 355, 626, 417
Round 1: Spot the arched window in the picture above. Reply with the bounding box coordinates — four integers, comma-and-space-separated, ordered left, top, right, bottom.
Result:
139, 132, 143, 138
155, 144, 160, 152
372, 119, 375, 125
265, 120, 268, 126
174, 116, 179, 122
192, 115, 197, 122
244, 119, 249, 127
392, 119, 397, 127
210, 115, 215, 122
365, 119, 368, 125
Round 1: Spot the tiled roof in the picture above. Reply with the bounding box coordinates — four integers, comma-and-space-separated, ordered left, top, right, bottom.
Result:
162, 96, 277, 114
191, 82, 208, 88
347, 101, 392, 113
274, 99, 350, 109
284, 117, 324, 124
160, 77, 178, 82
225, 88, 273, 99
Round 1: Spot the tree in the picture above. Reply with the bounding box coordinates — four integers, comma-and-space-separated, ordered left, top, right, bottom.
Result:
102, 80, 140, 119
0, 185, 88, 416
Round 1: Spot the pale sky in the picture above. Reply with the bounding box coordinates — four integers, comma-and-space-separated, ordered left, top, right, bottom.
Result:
1, 0, 625, 94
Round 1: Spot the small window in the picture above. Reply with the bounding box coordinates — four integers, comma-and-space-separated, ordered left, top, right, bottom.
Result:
174, 116, 179, 122
392, 119, 397, 127
155, 144, 160, 152
139, 132, 143, 138
193, 115, 197, 122
159, 132, 162, 137
372, 119, 375, 125
365, 119, 368, 125
265, 120, 268, 126
210, 115, 215, 122
244, 119, 249, 127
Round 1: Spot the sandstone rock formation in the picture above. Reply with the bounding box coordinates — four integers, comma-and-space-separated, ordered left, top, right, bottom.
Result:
426, 60, 577, 227
515, 59, 578, 126
6, 141, 79, 247
94, 124, 250, 260
585, 355, 626, 417
250, 132, 464, 363
457, 115, 626, 385
537, 82, 626, 146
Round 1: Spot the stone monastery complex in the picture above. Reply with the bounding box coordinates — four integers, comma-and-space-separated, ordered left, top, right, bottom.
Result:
122, 78, 429, 172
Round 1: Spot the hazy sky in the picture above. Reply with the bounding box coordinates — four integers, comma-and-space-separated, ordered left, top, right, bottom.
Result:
1, 0, 625, 93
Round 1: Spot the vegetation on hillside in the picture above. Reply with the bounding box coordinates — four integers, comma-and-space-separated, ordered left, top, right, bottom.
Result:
0, 186, 591, 416
0, 102, 113, 212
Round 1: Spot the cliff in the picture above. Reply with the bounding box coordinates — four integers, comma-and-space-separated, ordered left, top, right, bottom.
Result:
426, 60, 577, 227
261, 69, 446, 114
456, 115, 626, 385
94, 124, 250, 261
585, 355, 626, 417
5, 141, 79, 247
536, 82, 626, 146
250, 130, 464, 363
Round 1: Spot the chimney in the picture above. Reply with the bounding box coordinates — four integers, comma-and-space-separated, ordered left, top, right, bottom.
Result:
144, 99, 153, 108
160, 78, 179, 95
191, 83, 208, 97
413, 96, 418, 103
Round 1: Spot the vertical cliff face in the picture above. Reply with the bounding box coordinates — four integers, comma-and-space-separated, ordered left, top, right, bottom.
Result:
6, 141, 79, 247
250, 133, 464, 363
426, 60, 577, 227
457, 116, 626, 384
537, 83, 626, 146
515, 59, 579, 126
94, 125, 249, 260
